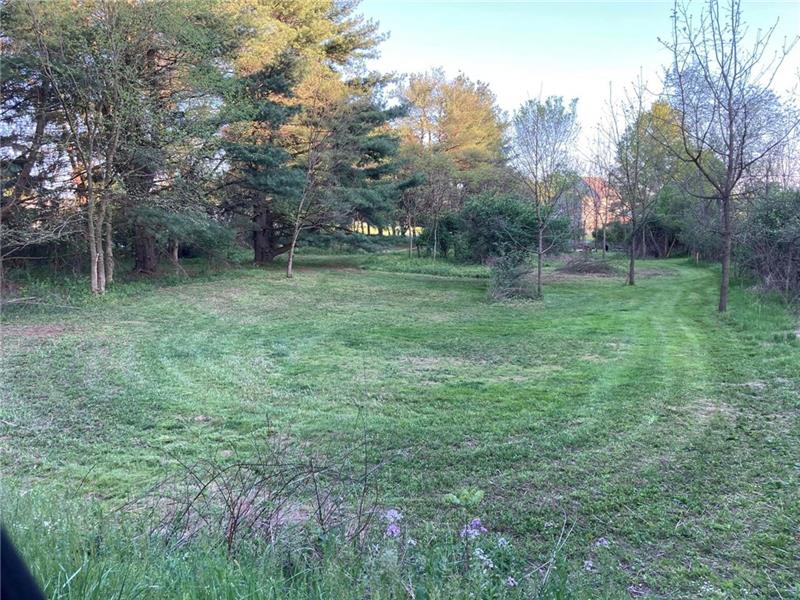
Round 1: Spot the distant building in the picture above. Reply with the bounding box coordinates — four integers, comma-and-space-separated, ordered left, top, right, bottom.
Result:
561, 177, 621, 241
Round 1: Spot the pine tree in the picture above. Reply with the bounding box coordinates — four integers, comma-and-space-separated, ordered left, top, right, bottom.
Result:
222, 54, 305, 264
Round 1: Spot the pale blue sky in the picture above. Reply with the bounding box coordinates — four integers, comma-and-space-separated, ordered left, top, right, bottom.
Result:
360, 0, 800, 150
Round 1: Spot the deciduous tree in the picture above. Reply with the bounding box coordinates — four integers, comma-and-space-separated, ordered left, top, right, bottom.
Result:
660, 0, 799, 311
512, 96, 580, 298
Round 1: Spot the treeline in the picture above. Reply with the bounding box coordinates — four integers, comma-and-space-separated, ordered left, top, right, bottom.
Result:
1, 0, 404, 291
591, 0, 799, 309
1, 0, 798, 308
0, 0, 512, 292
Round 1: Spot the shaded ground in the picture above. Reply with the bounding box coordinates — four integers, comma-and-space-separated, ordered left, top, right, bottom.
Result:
2, 256, 798, 597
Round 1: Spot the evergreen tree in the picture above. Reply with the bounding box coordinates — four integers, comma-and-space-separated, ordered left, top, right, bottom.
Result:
284, 76, 404, 276
221, 54, 305, 264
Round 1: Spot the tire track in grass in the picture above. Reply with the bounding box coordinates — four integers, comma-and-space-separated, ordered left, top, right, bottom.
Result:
587, 266, 798, 596
529, 266, 720, 596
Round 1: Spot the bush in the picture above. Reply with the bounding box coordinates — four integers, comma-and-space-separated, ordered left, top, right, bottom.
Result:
457, 195, 571, 263
737, 188, 800, 302
299, 229, 406, 254
595, 221, 627, 246
488, 254, 536, 300
126, 206, 236, 260
416, 212, 462, 259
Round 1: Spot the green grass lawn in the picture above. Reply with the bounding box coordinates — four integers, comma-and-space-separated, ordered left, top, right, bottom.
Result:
2, 254, 798, 598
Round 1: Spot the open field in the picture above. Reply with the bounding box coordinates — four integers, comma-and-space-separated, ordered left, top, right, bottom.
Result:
2, 254, 799, 598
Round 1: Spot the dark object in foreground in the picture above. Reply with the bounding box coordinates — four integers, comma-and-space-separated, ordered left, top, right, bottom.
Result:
1, 528, 46, 600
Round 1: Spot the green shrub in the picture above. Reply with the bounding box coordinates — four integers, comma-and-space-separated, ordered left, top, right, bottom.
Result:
299, 230, 406, 254
457, 195, 571, 263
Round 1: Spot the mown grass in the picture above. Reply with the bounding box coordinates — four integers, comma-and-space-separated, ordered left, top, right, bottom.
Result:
1, 254, 798, 598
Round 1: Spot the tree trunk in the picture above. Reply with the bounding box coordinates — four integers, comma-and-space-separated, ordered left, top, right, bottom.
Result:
96, 232, 106, 292
649, 228, 661, 258
593, 205, 600, 251
286, 225, 301, 278
170, 240, 179, 264
627, 221, 637, 286
168, 239, 186, 276
96, 198, 108, 292
627, 210, 636, 285
253, 204, 278, 265
93, 200, 107, 294
4, 85, 49, 220
641, 226, 647, 259
88, 203, 100, 294
602, 225, 607, 259
718, 196, 732, 312
628, 241, 636, 286
134, 223, 158, 273
432, 216, 439, 261
104, 217, 114, 285
407, 216, 414, 258
85, 177, 106, 295
536, 228, 544, 298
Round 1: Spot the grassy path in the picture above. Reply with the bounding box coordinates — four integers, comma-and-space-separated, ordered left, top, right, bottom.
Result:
2, 257, 798, 597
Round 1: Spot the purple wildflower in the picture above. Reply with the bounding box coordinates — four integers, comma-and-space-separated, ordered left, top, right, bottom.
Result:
384, 508, 403, 523
461, 517, 488, 539
505, 576, 518, 588
385, 523, 401, 538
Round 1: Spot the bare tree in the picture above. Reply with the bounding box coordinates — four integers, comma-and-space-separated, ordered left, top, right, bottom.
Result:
601, 78, 672, 285
660, 0, 799, 311
286, 130, 328, 279
512, 96, 580, 298
588, 128, 621, 259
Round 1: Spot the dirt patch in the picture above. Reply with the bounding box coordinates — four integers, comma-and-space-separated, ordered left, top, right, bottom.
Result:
556, 256, 620, 276
627, 582, 653, 597
0, 324, 71, 340
541, 271, 621, 283
636, 266, 680, 278
692, 398, 740, 422
461, 437, 479, 450
399, 355, 490, 385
